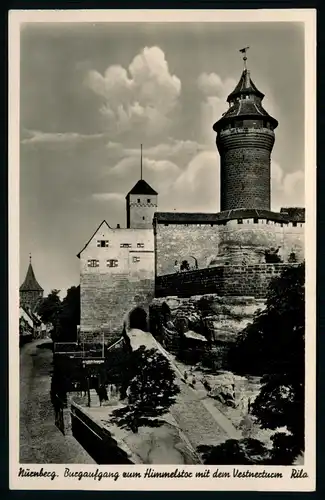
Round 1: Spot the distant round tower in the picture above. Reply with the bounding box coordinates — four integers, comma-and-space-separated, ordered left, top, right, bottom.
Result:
213, 49, 278, 211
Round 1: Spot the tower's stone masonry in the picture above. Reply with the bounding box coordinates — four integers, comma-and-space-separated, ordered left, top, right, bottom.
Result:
218, 129, 275, 210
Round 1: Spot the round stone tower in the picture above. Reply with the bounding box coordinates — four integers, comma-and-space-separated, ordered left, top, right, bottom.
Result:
213, 54, 278, 211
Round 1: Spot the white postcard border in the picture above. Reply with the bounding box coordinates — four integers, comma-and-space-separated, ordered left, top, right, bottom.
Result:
9, 8, 317, 492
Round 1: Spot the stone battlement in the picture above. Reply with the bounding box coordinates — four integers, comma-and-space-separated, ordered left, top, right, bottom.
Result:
155, 263, 300, 299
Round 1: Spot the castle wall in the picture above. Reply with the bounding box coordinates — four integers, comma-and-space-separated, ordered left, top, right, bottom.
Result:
79, 224, 154, 341
155, 224, 221, 276
155, 263, 300, 299
80, 273, 154, 343
218, 218, 305, 264
155, 219, 304, 276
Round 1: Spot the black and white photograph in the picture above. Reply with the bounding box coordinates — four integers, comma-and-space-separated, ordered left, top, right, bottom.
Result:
9, 9, 316, 491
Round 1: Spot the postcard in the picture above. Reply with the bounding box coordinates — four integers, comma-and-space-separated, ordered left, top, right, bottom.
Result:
9, 8, 316, 491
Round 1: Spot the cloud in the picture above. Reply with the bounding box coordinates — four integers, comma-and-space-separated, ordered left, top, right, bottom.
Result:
91, 193, 125, 202
85, 46, 181, 138
160, 151, 220, 213
271, 162, 305, 211
104, 155, 181, 195
105, 139, 205, 169
197, 72, 237, 146
21, 129, 106, 146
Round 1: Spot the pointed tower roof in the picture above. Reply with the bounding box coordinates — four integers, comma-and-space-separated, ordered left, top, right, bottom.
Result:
20, 257, 43, 292
126, 179, 158, 197
227, 69, 265, 102
213, 67, 278, 132
126, 144, 158, 197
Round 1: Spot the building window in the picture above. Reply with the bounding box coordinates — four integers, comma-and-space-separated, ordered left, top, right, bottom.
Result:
237, 219, 243, 224
132, 256, 140, 263
137, 243, 144, 248
292, 222, 297, 227
107, 259, 118, 267
88, 259, 99, 268
142, 216, 145, 220
147, 199, 151, 203
137, 198, 141, 203
253, 218, 258, 224
97, 240, 109, 247
120, 243, 132, 248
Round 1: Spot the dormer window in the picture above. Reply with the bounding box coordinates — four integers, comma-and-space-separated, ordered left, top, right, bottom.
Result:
97, 240, 109, 248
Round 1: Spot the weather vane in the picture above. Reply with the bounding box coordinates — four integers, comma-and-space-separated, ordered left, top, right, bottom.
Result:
239, 46, 250, 70
140, 144, 143, 180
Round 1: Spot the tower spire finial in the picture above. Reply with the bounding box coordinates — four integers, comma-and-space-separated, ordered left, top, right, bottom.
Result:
239, 46, 250, 70
29, 252, 32, 264
140, 144, 143, 180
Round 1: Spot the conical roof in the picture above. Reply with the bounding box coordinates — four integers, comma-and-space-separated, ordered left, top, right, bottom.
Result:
227, 69, 264, 102
213, 68, 278, 132
20, 262, 43, 292
126, 179, 158, 197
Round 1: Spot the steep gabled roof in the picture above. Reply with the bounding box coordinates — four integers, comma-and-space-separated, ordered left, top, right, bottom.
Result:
20, 262, 43, 292
126, 179, 158, 197
77, 220, 112, 258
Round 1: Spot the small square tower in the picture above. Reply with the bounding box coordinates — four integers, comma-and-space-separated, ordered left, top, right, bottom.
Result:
126, 179, 158, 229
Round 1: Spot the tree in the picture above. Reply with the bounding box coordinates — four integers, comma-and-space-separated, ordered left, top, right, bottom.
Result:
58, 286, 80, 342
198, 438, 270, 465
36, 289, 62, 339
228, 263, 305, 464
229, 263, 305, 376
111, 347, 180, 433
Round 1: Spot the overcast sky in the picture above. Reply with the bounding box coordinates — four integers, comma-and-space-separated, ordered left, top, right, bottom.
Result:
19, 21, 305, 297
